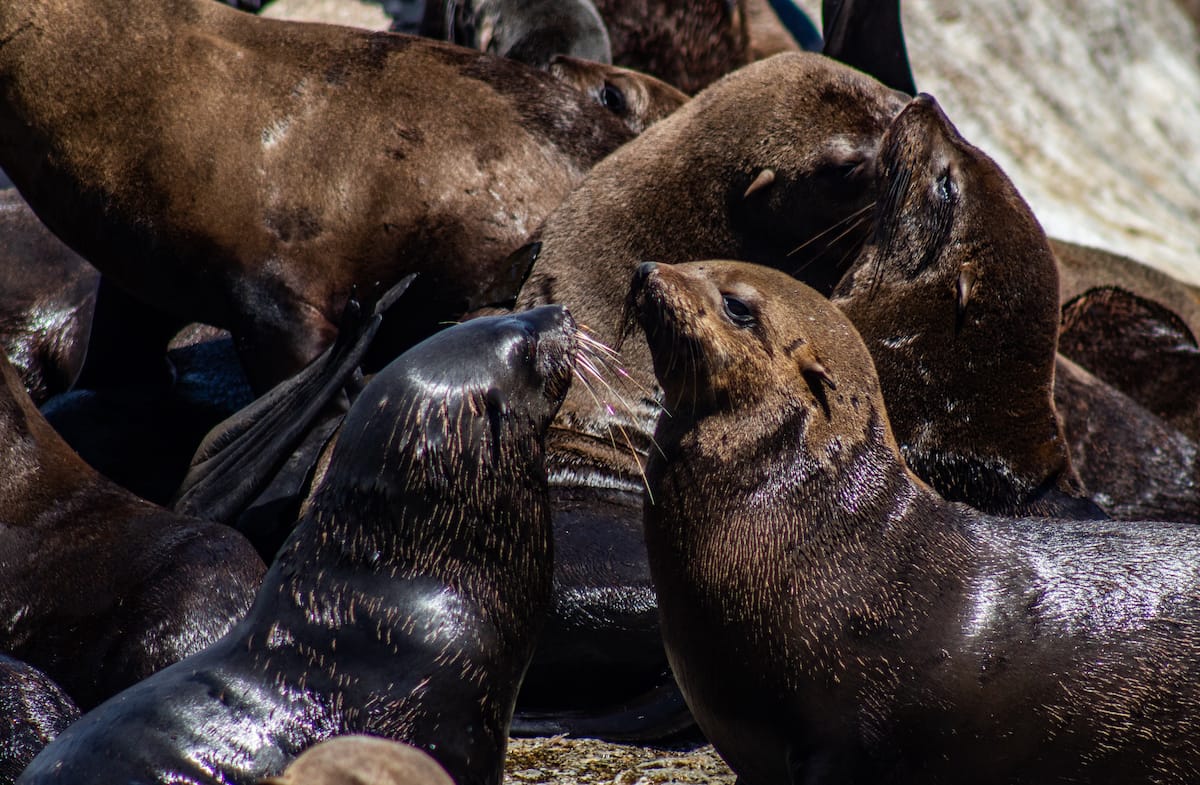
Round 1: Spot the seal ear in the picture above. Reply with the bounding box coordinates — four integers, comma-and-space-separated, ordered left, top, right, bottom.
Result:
744, 169, 776, 199
795, 345, 836, 417
956, 263, 977, 329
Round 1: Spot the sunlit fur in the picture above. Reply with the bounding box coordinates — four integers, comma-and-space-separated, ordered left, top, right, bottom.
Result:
638, 260, 1200, 785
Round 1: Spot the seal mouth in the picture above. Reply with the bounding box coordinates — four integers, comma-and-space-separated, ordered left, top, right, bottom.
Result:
629, 262, 712, 413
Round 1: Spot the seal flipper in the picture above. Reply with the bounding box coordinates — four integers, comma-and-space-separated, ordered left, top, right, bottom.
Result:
821, 0, 917, 95
171, 275, 415, 526
1060, 285, 1200, 442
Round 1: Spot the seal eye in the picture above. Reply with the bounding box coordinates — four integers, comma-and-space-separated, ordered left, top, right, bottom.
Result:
722, 295, 756, 327
600, 82, 627, 115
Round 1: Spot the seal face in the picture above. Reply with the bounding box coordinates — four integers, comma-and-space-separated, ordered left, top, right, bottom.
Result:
260, 736, 455, 785
635, 259, 1200, 785
547, 55, 688, 134
20, 307, 577, 785
831, 94, 1094, 517
437, 0, 613, 67
0, 2, 632, 392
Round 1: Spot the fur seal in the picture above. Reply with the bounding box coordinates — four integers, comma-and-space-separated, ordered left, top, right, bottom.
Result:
1055, 353, 1200, 524
20, 306, 577, 785
0, 189, 98, 404
0, 655, 79, 784
590, 0, 752, 94
547, 55, 688, 134
511, 51, 904, 737
0, 0, 633, 392
258, 736, 455, 785
634, 259, 1200, 785
435, 0, 613, 66
0, 350, 265, 710
1059, 285, 1200, 442
831, 93, 1095, 517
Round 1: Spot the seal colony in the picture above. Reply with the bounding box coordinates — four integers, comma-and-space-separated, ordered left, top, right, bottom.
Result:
20, 307, 577, 785
0, 0, 634, 392
634, 259, 1200, 785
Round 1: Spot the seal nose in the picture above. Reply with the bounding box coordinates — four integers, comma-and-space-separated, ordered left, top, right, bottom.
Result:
634, 261, 658, 289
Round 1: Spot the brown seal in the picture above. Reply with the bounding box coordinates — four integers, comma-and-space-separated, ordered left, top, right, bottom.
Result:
590, 0, 752, 93
831, 93, 1095, 517
258, 736, 455, 785
1059, 285, 1200, 442
0, 0, 634, 392
1054, 353, 1200, 523
20, 306, 576, 785
547, 55, 688, 134
510, 51, 903, 737
633, 259, 1200, 785
0, 189, 99, 404
0, 350, 265, 710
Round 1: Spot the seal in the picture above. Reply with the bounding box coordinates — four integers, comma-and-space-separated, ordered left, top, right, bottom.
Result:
633, 259, 1200, 785
1055, 353, 1200, 523
510, 51, 904, 737
590, 0, 752, 94
547, 55, 688, 134
831, 93, 1096, 517
0, 189, 99, 405
20, 306, 577, 785
0, 350, 265, 710
0, 654, 80, 783
1059, 285, 1200, 442
259, 736, 455, 785
435, 0, 613, 67
0, 0, 633, 392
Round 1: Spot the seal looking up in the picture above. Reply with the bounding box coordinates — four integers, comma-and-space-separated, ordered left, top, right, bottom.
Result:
634, 259, 1200, 785
831, 93, 1096, 517
0, 0, 633, 392
20, 306, 577, 785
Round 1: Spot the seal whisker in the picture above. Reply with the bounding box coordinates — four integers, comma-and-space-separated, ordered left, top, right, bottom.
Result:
785, 202, 876, 259
790, 212, 872, 282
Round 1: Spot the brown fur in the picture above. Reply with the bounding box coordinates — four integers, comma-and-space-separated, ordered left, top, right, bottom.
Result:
258, 736, 455, 785
592, 0, 752, 93
548, 55, 689, 134
517, 51, 904, 491
0, 1, 633, 391
832, 94, 1091, 516
635, 259, 1200, 785
0, 351, 264, 709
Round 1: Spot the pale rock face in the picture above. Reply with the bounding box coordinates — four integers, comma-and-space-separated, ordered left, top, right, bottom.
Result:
798, 0, 1200, 284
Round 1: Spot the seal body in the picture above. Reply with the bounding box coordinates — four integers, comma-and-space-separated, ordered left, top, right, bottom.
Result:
0, 654, 79, 784
0, 351, 264, 710
20, 307, 576, 785
635, 259, 1200, 785
0, 0, 631, 391
832, 94, 1094, 517
0, 189, 98, 404
510, 52, 903, 735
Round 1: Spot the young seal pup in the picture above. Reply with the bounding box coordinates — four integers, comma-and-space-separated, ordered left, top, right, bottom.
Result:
0, 0, 632, 392
634, 259, 1200, 785
832, 94, 1096, 517
20, 306, 577, 785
